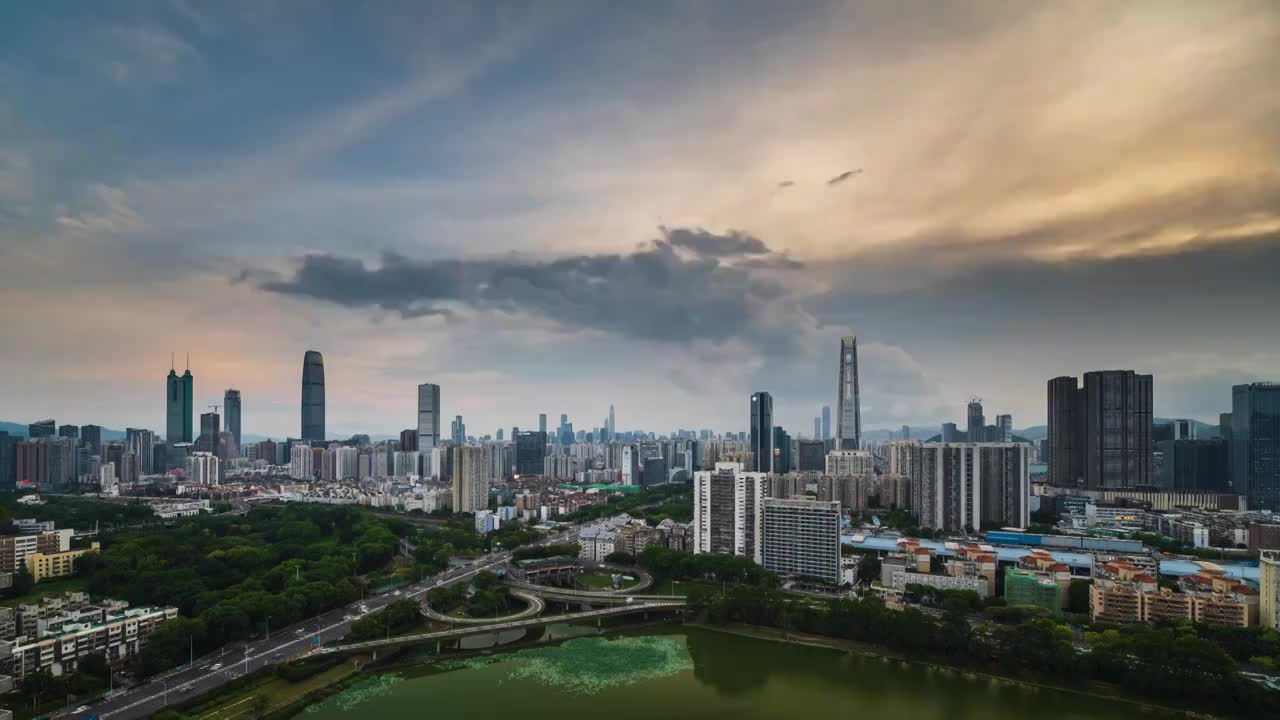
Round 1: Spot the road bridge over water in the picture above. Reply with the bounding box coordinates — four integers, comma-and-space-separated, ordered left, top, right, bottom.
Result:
318, 600, 687, 655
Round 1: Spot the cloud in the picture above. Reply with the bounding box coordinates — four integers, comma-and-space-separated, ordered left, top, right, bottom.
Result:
257, 227, 816, 348
825, 169, 861, 186
103, 25, 201, 87
663, 227, 770, 257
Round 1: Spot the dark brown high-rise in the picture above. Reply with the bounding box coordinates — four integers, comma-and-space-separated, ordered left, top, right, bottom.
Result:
1047, 376, 1082, 487
1048, 371, 1152, 490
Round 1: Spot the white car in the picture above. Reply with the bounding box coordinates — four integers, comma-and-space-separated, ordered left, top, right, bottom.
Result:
392, 590, 402, 596
74, 706, 89, 714
211, 663, 223, 671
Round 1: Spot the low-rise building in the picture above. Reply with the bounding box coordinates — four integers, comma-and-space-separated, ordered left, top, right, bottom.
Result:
26, 542, 100, 583
1005, 568, 1063, 614
3, 604, 178, 679
0, 530, 73, 573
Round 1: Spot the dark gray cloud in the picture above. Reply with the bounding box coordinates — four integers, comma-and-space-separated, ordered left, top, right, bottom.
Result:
257, 227, 812, 346
662, 227, 770, 257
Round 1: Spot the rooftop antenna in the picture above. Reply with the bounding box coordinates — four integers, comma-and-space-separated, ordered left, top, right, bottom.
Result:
171, 352, 175, 371
186, 352, 190, 371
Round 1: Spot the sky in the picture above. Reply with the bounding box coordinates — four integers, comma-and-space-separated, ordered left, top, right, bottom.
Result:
1, 0, 1278, 440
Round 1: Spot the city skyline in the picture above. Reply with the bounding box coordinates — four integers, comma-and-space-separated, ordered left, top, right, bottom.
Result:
2, 2, 1279, 438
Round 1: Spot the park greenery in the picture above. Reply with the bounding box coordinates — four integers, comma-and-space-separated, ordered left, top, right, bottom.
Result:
348, 598, 422, 641
561, 484, 692, 525
638, 546, 778, 588
427, 571, 518, 618
687, 582, 1278, 717
67, 504, 407, 676
511, 543, 581, 562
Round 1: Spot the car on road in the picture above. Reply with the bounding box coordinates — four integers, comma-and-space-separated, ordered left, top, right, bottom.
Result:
343, 614, 354, 621
211, 663, 223, 671
73, 705, 89, 714
392, 590, 402, 596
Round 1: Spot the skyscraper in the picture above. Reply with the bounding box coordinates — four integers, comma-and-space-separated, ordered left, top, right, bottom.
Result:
28, 420, 55, 438
126, 428, 155, 475
996, 414, 1013, 442
836, 336, 861, 450
1049, 371, 1152, 489
771, 426, 791, 473
224, 389, 242, 450
1232, 383, 1280, 511
539, 413, 547, 435
749, 392, 773, 473
301, 350, 326, 442
813, 416, 821, 440
452, 415, 466, 445
692, 462, 766, 562
821, 405, 831, 441
196, 412, 220, 452
417, 383, 440, 452
609, 404, 616, 440
81, 425, 102, 455
1047, 376, 1082, 486
165, 357, 194, 444
1082, 370, 1152, 490
58, 425, 79, 440
515, 431, 547, 475
966, 399, 985, 441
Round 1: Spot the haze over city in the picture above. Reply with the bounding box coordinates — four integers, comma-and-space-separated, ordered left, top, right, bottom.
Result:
2, 1, 1278, 438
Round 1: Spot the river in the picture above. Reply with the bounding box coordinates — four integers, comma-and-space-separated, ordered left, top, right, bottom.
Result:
300, 626, 1181, 719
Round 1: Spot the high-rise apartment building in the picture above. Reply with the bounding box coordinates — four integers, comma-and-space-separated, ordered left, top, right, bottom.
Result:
1261, 550, 1279, 630
1232, 383, 1280, 511
826, 449, 872, 477
289, 444, 314, 480
0, 432, 17, 488
821, 405, 831, 442
750, 392, 773, 473
301, 350, 326, 442
692, 462, 766, 562
760, 498, 841, 585
907, 442, 1030, 531
451, 445, 490, 513
224, 389, 242, 450
417, 383, 441, 452
836, 336, 861, 450
187, 452, 219, 486
1047, 376, 1082, 486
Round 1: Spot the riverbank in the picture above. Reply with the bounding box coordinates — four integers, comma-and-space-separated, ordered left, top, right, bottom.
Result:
691, 622, 1211, 719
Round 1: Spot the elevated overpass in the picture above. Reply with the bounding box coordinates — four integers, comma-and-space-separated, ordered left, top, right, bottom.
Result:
318, 600, 687, 655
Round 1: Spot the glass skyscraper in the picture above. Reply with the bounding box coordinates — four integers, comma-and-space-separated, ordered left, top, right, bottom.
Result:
166, 359, 194, 443
417, 383, 440, 451
750, 391, 773, 472
1233, 383, 1280, 511
301, 350, 325, 442
836, 336, 861, 450
224, 388, 242, 450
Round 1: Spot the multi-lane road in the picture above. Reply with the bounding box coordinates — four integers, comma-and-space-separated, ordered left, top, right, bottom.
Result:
75, 530, 574, 720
